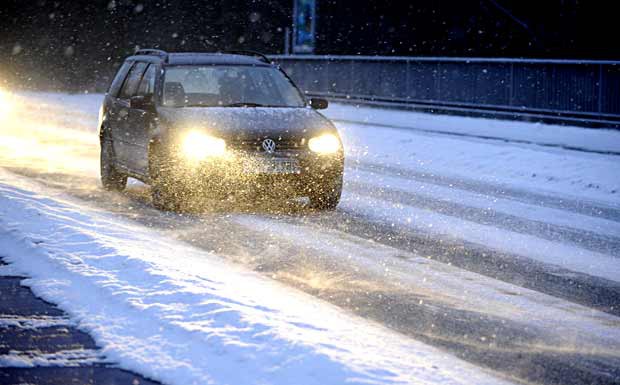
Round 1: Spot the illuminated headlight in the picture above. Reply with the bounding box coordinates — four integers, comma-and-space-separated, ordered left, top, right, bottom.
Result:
308, 134, 340, 154
181, 131, 226, 161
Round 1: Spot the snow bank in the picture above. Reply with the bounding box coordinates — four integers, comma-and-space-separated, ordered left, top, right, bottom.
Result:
324, 103, 620, 154
0, 170, 511, 385
324, 104, 620, 205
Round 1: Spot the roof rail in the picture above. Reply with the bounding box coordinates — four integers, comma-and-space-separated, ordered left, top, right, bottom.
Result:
134, 48, 168, 58
132, 49, 271, 64
223, 50, 271, 63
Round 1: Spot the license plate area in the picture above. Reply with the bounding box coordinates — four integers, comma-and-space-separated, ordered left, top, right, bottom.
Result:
243, 157, 301, 174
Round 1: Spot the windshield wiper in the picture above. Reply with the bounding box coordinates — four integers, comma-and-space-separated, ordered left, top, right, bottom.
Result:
182, 103, 262, 108
183, 102, 292, 108
219, 102, 266, 107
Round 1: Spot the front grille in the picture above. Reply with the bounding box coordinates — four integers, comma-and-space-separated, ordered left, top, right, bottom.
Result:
229, 137, 305, 153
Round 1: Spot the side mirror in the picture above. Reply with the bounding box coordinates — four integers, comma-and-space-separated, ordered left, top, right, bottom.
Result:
130, 95, 155, 111
309, 98, 328, 110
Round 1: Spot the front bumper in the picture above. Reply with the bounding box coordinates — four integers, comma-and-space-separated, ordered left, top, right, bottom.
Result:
172, 149, 344, 197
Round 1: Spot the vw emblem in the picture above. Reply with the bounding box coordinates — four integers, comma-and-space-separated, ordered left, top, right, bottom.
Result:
262, 138, 276, 153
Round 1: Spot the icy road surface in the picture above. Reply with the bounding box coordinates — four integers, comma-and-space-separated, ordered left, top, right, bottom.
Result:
0, 90, 619, 385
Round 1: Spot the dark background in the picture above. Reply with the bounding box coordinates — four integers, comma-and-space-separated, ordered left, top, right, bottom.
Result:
0, 0, 616, 91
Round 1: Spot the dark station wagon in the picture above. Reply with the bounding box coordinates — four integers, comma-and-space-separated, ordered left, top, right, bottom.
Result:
98, 49, 344, 211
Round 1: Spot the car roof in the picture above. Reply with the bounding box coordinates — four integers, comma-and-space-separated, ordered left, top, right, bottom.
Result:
128, 52, 270, 66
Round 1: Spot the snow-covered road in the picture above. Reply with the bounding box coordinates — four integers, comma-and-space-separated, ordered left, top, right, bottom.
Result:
0, 90, 619, 385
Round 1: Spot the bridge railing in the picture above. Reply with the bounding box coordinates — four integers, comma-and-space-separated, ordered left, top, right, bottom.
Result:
270, 55, 620, 127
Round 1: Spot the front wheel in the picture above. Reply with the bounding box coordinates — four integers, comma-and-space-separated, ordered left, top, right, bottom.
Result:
307, 174, 343, 211
100, 133, 127, 191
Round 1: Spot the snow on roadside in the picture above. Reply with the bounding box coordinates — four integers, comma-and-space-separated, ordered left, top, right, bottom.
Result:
16, 91, 103, 131
339, 120, 620, 206
324, 103, 620, 154
0, 169, 513, 385
323, 105, 620, 206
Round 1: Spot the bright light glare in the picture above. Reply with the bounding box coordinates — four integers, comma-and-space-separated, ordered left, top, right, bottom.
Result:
181, 131, 227, 161
308, 133, 340, 154
0, 90, 100, 177
0, 89, 15, 120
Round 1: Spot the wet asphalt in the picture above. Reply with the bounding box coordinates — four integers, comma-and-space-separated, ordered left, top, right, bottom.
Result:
0, 259, 160, 385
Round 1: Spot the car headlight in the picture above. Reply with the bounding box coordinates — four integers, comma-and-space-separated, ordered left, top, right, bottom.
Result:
181, 131, 226, 161
308, 133, 341, 154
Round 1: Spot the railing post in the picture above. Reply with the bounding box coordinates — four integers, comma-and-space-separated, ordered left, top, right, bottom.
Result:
435, 61, 441, 101
350, 59, 355, 97
325, 58, 330, 95
509, 62, 514, 107
405, 60, 410, 100
598, 64, 604, 114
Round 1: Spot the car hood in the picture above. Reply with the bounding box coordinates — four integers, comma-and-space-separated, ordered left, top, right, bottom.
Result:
157, 107, 335, 141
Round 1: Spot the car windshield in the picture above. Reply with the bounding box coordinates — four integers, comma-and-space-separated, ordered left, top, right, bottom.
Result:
162, 65, 305, 108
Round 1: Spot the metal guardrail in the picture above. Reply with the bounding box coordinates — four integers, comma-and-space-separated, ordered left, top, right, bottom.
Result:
270, 55, 620, 127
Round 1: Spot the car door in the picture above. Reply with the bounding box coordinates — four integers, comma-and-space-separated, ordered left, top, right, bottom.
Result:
106, 61, 132, 156
115, 61, 147, 167
127, 63, 158, 174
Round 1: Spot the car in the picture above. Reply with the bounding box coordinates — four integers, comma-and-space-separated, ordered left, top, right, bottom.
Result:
98, 49, 344, 211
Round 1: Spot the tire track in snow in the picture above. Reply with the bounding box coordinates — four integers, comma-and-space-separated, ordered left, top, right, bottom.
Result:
345, 179, 620, 256
352, 161, 620, 222
278, 209, 620, 317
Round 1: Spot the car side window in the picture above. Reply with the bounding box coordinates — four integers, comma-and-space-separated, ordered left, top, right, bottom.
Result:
119, 62, 147, 100
108, 61, 132, 97
137, 64, 156, 96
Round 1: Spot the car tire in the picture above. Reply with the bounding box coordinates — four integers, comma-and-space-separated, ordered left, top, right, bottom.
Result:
149, 147, 183, 212
100, 130, 128, 191
308, 174, 343, 211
